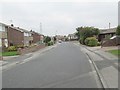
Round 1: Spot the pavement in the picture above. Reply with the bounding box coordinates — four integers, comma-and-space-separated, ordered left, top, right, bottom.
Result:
2, 42, 103, 88
74, 42, 119, 88
0, 45, 57, 71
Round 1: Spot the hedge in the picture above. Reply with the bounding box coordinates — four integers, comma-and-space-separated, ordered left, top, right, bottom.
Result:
85, 37, 98, 47
47, 41, 54, 46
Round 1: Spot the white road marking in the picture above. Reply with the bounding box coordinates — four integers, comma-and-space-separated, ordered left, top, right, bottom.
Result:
0, 61, 8, 66
89, 60, 92, 63
2, 61, 19, 70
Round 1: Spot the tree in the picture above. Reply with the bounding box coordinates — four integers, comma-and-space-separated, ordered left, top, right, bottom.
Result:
116, 25, 120, 36
76, 26, 100, 44
76, 27, 83, 40
44, 36, 51, 44
53, 37, 57, 42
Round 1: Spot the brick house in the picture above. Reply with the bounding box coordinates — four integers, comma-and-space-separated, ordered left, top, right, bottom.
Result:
1, 23, 44, 51
16, 28, 33, 47
0, 23, 7, 51
98, 28, 116, 42
0, 23, 24, 48
31, 31, 44, 44
7, 26, 24, 47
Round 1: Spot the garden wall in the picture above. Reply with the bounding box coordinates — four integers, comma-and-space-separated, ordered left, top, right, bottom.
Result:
18, 44, 46, 55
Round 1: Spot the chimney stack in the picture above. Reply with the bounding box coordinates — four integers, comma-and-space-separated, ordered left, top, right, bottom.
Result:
11, 24, 14, 27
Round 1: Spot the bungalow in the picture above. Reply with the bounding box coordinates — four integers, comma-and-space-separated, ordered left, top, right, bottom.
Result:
98, 28, 116, 42
68, 33, 78, 41
55, 35, 65, 41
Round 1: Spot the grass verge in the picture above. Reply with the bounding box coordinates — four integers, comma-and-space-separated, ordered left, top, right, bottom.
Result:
0, 51, 19, 56
108, 50, 120, 56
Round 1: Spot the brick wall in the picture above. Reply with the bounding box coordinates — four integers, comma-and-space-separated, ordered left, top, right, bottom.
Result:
7, 27, 24, 46
32, 32, 41, 43
18, 44, 45, 55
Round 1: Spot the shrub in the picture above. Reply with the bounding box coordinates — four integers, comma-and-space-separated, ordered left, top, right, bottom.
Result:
47, 42, 51, 46
116, 25, 120, 36
50, 41, 54, 45
97, 42, 101, 46
85, 37, 98, 47
47, 41, 54, 46
44, 36, 51, 44
85, 38, 89, 45
7, 46, 17, 51
16, 45, 24, 48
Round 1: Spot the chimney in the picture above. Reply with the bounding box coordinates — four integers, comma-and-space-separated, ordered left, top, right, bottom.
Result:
11, 24, 14, 27
30, 30, 32, 32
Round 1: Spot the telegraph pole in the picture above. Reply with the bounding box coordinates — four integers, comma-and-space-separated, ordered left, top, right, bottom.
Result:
55, 30, 57, 36
39, 22, 43, 44
109, 22, 111, 29
40, 22, 42, 34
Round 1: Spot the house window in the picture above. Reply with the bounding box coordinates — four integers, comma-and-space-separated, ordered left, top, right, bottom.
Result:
24, 33, 29, 36
0, 24, 5, 31
0, 24, 2, 31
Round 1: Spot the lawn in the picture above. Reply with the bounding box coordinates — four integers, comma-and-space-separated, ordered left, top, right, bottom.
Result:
108, 50, 120, 56
0, 51, 19, 56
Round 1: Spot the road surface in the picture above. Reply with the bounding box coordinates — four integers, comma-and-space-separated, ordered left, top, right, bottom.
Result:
2, 42, 102, 88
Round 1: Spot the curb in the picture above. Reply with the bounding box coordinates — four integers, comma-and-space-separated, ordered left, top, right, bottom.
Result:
3, 55, 20, 60
74, 43, 109, 89
81, 44, 119, 70
86, 53, 109, 89
81, 44, 117, 60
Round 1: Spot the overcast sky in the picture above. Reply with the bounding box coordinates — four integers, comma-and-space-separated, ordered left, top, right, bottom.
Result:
0, 0, 119, 36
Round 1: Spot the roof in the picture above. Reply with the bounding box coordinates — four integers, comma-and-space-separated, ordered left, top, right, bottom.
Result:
100, 28, 116, 34
0, 22, 43, 35
30, 31, 43, 36
68, 33, 76, 37
15, 27, 32, 34
0, 22, 22, 32
0, 22, 6, 26
0, 22, 32, 33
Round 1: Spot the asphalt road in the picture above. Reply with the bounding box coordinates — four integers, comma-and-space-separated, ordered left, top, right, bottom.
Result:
2, 42, 102, 88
